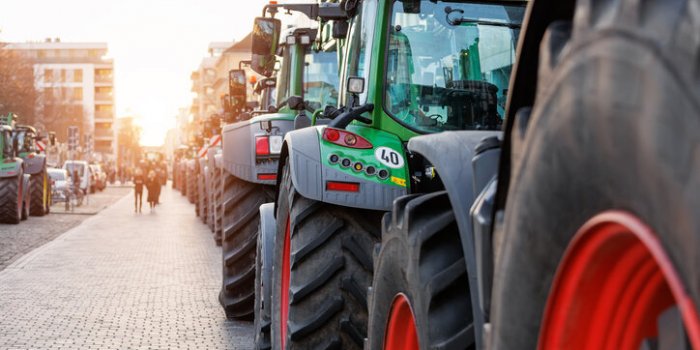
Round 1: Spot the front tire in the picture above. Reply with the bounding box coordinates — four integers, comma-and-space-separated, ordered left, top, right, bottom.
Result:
0, 175, 22, 224
367, 191, 475, 349
271, 161, 382, 349
490, 2, 700, 348
219, 173, 273, 320
29, 170, 49, 216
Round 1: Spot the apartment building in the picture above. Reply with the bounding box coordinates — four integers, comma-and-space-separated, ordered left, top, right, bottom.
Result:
6, 39, 116, 160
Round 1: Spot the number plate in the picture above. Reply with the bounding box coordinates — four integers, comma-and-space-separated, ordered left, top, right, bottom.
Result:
374, 147, 405, 169
269, 136, 283, 154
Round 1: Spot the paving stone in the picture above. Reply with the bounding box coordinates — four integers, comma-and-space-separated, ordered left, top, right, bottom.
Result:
0, 185, 253, 349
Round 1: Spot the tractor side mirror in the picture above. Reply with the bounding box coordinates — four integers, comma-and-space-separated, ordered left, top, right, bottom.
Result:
229, 69, 247, 111
288, 96, 305, 111
251, 17, 281, 77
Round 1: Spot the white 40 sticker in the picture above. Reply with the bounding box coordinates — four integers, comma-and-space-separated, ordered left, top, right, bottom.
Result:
375, 147, 405, 169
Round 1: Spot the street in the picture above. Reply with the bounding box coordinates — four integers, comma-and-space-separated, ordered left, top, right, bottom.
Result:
0, 185, 253, 349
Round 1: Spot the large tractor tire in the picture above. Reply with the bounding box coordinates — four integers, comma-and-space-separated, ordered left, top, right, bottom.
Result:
271, 162, 382, 349
29, 170, 50, 216
186, 167, 196, 204
219, 173, 273, 320
254, 223, 272, 350
367, 191, 474, 349
0, 175, 23, 224
213, 168, 223, 245
198, 172, 208, 223
490, 2, 700, 349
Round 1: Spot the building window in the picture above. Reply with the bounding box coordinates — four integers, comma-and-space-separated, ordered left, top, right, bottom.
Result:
74, 69, 83, 82
44, 69, 53, 83
60, 69, 66, 82
73, 87, 83, 100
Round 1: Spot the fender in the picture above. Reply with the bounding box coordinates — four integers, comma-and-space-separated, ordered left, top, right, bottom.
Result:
222, 114, 295, 185
407, 130, 500, 348
258, 202, 276, 316
23, 154, 46, 175
280, 126, 407, 211
0, 158, 23, 178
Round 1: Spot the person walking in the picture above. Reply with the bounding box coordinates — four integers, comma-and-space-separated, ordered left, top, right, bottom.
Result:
133, 168, 144, 213
146, 170, 159, 212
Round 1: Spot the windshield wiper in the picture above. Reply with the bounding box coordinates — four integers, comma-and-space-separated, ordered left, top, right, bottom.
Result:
444, 6, 521, 29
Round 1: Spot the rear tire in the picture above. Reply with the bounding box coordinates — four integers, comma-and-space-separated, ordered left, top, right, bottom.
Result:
219, 173, 273, 320
254, 222, 272, 350
367, 191, 475, 349
29, 170, 49, 216
271, 161, 382, 349
490, 1, 700, 348
0, 175, 22, 224
213, 167, 223, 246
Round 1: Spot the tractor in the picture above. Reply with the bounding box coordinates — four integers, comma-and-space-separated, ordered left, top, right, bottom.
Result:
359, 0, 700, 350
252, 0, 527, 348
218, 1, 345, 328
0, 113, 31, 224
13, 124, 52, 216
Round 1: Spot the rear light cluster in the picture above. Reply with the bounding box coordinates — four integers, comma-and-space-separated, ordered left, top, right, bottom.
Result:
328, 154, 389, 180
322, 128, 372, 149
255, 135, 283, 156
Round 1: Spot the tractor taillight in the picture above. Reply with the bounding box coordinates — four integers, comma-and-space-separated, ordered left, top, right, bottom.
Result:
256, 136, 270, 156
257, 173, 277, 181
326, 181, 360, 192
322, 128, 372, 149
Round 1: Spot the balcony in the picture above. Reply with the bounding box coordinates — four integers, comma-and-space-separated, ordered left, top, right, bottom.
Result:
94, 110, 113, 121
94, 92, 113, 102
94, 74, 113, 84
94, 129, 114, 140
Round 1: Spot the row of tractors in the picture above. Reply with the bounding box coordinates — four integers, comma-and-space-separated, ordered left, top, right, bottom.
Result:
0, 113, 52, 224
177, 0, 700, 349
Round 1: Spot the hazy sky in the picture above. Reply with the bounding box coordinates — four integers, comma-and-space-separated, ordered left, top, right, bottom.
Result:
0, 0, 270, 145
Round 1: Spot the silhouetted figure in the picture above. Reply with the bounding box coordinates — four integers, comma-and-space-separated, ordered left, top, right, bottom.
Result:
133, 168, 144, 213
146, 170, 160, 211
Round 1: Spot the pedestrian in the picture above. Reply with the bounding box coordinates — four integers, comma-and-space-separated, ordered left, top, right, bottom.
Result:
133, 168, 144, 213
146, 170, 159, 211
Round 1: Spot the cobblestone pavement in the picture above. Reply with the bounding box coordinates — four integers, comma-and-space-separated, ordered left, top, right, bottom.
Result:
0, 185, 253, 349
0, 186, 132, 271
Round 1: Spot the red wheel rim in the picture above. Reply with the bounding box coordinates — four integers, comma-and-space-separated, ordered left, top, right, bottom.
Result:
280, 215, 291, 348
384, 294, 419, 350
539, 211, 700, 350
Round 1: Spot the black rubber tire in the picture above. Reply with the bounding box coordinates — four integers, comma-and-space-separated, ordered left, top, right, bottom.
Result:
219, 173, 274, 320
254, 219, 272, 350
490, 2, 700, 349
29, 170, 48, 216
367, 191, 475, 349
0, 175, 22, 224
198, 170, 208, 223
21, 178, 29, 221
207, 167, 216, 232
213, 168, 223, 246
187, 165, 196, 204
271, 161, 382, 349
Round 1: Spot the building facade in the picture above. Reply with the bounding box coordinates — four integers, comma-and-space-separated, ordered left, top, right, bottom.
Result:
6, 39, 116, 161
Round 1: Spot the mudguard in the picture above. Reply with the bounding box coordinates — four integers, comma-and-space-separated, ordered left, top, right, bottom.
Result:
221, 114, 295, 185
0, 158, 23, 178
22, 154, 46, 175
258, 202, 276, 315
281, 126, 407, 211
407, 130, 501, 348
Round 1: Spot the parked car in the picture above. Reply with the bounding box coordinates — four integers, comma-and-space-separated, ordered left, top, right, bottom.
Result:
62, 160, 90, 195
90, 164, 107, 191
48, 168, 71, 203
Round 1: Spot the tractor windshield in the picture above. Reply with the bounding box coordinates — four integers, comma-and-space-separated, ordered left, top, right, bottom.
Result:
384, 0, 525, 133
2, 130, 13, 158
304, 49, 339, 111
14, 129, 34, 153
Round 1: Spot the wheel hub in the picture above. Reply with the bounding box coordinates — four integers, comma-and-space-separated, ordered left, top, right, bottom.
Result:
539, 211, 700, 349
384, 294, 419, 350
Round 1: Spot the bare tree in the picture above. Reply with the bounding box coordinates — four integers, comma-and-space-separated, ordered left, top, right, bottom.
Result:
0, 43, 38, 124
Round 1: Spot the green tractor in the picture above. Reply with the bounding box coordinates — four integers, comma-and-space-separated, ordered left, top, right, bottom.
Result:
218, 2, 345, 324
0, 113, 32, 224
14, 124, 52, 216
252, 0, 526, 348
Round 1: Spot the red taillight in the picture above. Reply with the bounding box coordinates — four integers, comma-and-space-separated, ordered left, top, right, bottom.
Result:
322, 128, 372, 149
326, 181, 360, 192
257, 173, 277, 180
256, 136, 270, 156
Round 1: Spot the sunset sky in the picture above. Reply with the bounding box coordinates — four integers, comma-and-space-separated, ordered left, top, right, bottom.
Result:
0, 0, 270, 146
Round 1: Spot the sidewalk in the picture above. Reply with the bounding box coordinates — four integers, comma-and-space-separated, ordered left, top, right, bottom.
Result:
0, 185, 253, 349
